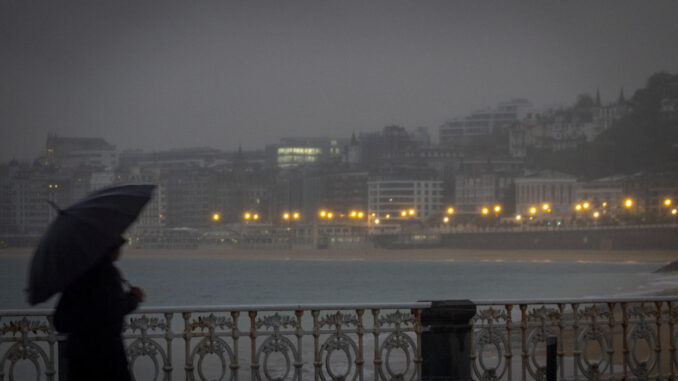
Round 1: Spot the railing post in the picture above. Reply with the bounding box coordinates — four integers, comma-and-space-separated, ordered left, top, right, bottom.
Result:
58, 340, 68, 380
420, 300, 477, 381
546, 336, 557, 381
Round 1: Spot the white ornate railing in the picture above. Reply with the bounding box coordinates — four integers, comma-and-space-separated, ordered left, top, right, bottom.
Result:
471, 297, 678, 381
0, 303, 426, 381
2, 297, 677, 381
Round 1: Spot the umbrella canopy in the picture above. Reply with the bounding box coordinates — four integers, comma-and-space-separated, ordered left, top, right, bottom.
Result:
27, 184, 155, 305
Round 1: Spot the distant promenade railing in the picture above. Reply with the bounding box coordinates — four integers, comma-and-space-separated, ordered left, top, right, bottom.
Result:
433, 223, 678, 234
2, 296, 678, 380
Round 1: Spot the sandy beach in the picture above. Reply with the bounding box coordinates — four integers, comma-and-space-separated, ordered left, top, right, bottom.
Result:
2, 246, 676, 264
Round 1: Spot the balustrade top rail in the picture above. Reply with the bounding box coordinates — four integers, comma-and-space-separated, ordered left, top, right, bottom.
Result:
4, 296, 677, 316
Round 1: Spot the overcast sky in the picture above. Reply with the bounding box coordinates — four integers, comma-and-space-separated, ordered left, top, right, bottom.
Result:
2, 1, 678, 162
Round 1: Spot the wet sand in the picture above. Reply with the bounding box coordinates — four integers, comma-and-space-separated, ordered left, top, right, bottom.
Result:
2, 246, 676, 264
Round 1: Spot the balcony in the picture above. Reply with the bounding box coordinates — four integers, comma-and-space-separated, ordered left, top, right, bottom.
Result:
1, 296, 677, 380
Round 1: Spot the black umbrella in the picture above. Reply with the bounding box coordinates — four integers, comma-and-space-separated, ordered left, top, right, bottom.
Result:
27, 184, 156, 305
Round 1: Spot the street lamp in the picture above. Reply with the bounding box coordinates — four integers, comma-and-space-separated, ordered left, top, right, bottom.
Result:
624, 198, 633, 208
582, 202, 590, 209
672, 209, 677, 215
443, 216, 450, 223
408, 209, 415, 216
293, 212, 300, 220
575, 204, 582, 211
542, 203, 551, 212
515, 215, 522, 221
374, 218, 380, 224
243, 212, 252, 220
400, 210, 407, 217
664, 198, 672, 207
282, 212, 290, 221
447, 207, 455, 215
529, 206, 537, 215
493, 205, 502, 214
481, 207, 489, 216
212, 213, 221, 222
593, 211, 600, 219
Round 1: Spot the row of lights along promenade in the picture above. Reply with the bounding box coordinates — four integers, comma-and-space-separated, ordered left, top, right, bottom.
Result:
209, 197, 677, 226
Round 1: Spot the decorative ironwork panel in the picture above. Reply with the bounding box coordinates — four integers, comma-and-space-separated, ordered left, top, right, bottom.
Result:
0, 315, 57, 381
374, 310, 419, 381
626, 304, 659, 380
472, 307, 509, 381
253, 312, 301, 381
316, 311, 361, 381
184, 312, 239, 381
123, 313, 173, 381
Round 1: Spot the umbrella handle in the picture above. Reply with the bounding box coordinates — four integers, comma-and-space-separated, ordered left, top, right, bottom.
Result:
45, 200, 64, 214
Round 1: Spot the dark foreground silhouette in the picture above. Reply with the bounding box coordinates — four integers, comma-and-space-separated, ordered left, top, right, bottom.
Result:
54, 249, 143, 381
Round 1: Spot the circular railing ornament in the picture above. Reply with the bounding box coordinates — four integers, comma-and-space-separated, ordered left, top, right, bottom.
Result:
575, 325, 611, 379
191, 337, 234, 381
526, 327, 554, 381
319, 333, 359, 381
627, 322, 658, 379
378, 332, 416, 381
256, 335, 299, 381
127, 337, 167, 381
472, 327, 508, 381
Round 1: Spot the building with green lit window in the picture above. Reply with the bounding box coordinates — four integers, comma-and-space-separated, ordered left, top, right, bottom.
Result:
265, 137, 345, 169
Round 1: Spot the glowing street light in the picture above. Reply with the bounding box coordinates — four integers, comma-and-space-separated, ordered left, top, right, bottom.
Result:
664, 198, 672, 207
212, 213, 221, 222
385, 214, 391, 219
357, 212, 364, 218
327, 212, 334, 219
493, 205, 502, 213
243, 212, 252, 220
575, 204, 582, 211
515, 215, 522, 221
672, 209, 677, 215
253, 214, 259, 220
447, 207, 455, 215
624, 198, 633, 208
481, 207, 489, 216
529, 206, 537, 215
593, 211, 600, 219
374, 218, 380, 224
293, 212, 300, 220
582, 202, 590, 209
542, 203, 551, 212
282, 212, 290, 220
408, 209, 415, 216
319, 210, 327, 218
350, 210, 357, 218
400, 210, 407, 217
443, 216, 450, 223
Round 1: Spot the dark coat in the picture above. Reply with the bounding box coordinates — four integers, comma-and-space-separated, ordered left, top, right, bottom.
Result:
54, 257, 139, 381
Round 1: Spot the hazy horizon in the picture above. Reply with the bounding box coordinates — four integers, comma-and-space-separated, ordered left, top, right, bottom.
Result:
2, 1, 678, 162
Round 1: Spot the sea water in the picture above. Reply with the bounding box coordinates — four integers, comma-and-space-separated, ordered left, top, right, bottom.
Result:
1, 256, 675, 309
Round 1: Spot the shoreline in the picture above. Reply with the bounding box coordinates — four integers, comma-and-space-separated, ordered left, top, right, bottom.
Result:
2, 247, 676, 264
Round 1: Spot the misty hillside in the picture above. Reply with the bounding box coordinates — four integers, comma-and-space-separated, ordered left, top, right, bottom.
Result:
531, 72, 678, 179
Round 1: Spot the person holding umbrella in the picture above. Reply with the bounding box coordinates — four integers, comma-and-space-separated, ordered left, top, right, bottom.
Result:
27, 184, 155, 381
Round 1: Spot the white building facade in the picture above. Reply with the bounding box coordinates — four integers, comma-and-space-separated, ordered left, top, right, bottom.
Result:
515, 170, 577, 217
368, 179, 443, 221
